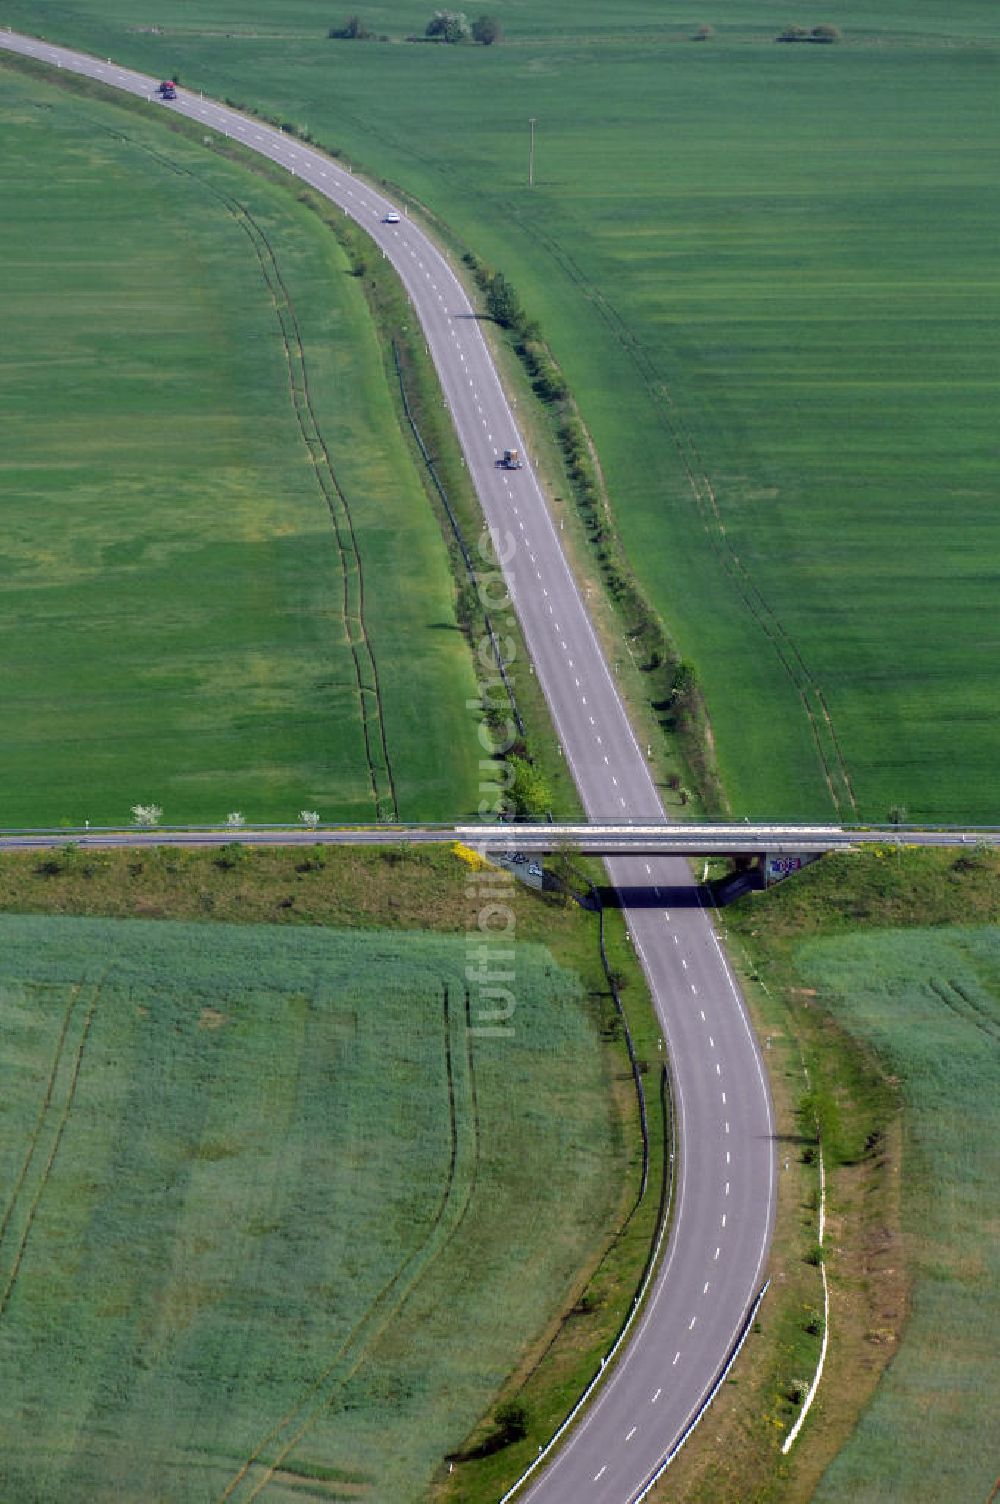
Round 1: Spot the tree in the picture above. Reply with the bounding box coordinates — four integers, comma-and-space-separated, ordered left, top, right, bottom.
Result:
670, 660, 700, 732
693, 23, 714, 41
131, 802, 162, 827
494, 1399, 529, 1443
426, 10, 471, 43
299, 809, 321, 829
485, 270, 524, 330
329, 16, 372, 39
508, 756, 551, 819
472, 14, 501, 45
811, 23, 841, 43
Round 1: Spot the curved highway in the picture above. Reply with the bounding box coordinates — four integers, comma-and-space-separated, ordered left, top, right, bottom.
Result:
0, 31, 775, 1504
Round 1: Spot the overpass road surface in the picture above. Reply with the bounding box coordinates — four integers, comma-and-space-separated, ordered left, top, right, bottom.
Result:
0, 30, 867, 1503
1, 822, 996, 857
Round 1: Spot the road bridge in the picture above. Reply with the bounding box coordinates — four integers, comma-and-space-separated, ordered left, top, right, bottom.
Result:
0, 822, 995, 857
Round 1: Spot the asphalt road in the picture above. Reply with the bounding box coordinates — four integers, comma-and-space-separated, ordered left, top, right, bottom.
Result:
1, 31, 776, 1503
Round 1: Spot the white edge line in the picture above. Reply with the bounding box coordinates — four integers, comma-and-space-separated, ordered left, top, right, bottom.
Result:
781, 1144, 828, 1453
629, 1279, 771, 1504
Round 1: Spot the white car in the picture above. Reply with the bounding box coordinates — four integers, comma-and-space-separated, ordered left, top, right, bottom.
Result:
383, 210, 401, 224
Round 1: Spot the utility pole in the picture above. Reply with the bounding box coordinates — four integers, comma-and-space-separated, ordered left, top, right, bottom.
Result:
528, 117, 537, 187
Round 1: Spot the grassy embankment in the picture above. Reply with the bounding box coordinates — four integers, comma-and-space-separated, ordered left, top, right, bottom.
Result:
651, 845, 999, 1503
0, 843, 667, 1504
0, 65, 483, 827
10, 1, 1000, 821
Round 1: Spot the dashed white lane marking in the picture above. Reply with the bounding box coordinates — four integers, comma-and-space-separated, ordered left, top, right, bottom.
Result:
611, 776, 618, 787
582, 696, 587, 705
716, 1062, 722, 1076
722, 1213, 727, 1227
700, 1009, 706, 1021
725, 1122, 730, 1135
715, 1246, 721, 1260
626, 1426, 637, 1442
709, 1035, 715, 1048
726, 1181, 731, 1195
594, 1466, 607, 1482
688, 1316, 697, 1330
691, 984, 698, 995
726, 1149, 731, 1164
721, 1090, 727, 1104
645, 863, 652, 875
673, 1351, 681, 1365
589, 716, 595, 725
652, 1387, 662, 1404
596, 735, 602, 745
681, 959, 688, 970
703, 1281, 710, 1294
604, 754, 610, 764
673, 934, 679, 945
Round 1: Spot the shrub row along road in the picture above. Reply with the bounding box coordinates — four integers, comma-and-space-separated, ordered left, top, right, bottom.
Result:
0, 31, 775, 1504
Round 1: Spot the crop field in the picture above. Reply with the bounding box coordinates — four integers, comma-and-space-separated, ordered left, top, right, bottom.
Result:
798, 926, 999, 1503
0, 912, 619, 1503
0, 66, 480, 827
10, 0, 998, 821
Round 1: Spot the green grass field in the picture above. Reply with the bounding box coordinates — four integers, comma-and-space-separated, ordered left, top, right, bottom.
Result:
10, 0, 997, 820
718, 848, 1000, 1503
0, 912, 620, 1502
0, 67, 481, 826
800, 926, 999, 1503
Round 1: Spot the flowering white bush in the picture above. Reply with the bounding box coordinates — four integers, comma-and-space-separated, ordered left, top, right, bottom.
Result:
130, 803, 162, 827
226, 811, 246, 829
299, 809, 320, 829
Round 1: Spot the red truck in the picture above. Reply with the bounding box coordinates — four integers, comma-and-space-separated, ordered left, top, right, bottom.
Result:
156, 80, 177, 100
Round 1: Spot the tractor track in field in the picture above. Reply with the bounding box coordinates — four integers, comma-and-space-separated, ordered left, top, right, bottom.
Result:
220, 984, 480, 1503
231, 201, 399, 823
0, 976, 104, 1320
88, 120, 399, 822
0, 981, 82, 1252
927, 977, 1000, 1044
